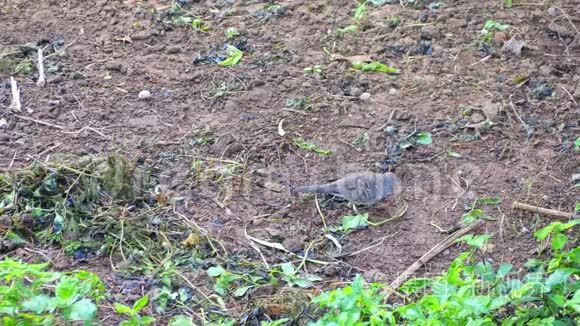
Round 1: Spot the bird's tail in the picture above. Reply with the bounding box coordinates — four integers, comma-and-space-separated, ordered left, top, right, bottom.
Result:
290, 183, 337, 195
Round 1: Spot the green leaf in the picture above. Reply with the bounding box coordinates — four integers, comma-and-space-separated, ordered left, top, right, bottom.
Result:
505, 0, 513, 8
545, 269, 573, 288
399, 278, 431, 294
132, 295, 148, 313
218, 45, 243, 67
496, 263, 513, 278
474, 262, 495, 281
207, 266, 226, 277
140, 316, 156, 325
225, 27, 240, 39
55, 277, 79, 303
447, 151, 462, 158
21, 295, 54, 314
114, 303, 134, 316
65, 298, 97, 321
293, 138, 332, 156
342, 213, 369, 231
475, 197, 502, 206
454, 234, 490, 249
574, 137, 580, 152
460, 209, 484, 225
551, 233, 568, 251
292, 278, 314, 288
534, 223, 557, 241
280, 262, 296, 276
169, 315, 194, 326
415, 132, 432, 145
575, 202, 580, 212
233, 285, 253, 297
351, 61, 399, 74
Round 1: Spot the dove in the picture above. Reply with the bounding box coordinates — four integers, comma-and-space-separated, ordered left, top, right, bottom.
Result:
291, 171, 402, 211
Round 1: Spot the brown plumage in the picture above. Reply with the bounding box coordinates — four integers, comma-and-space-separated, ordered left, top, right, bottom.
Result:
291, 171, 402, 209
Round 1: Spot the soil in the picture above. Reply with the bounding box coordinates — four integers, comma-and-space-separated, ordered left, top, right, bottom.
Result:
1, 0, 578, 323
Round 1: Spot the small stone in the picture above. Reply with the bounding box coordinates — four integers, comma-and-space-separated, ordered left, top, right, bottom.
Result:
166, 46, 181, 54
0, 118, 7, 129
442, 249, 450, 256
481, 101, 499, 121
470, 112, 485, 123
138, 90, 152, 100
547, 7, 558, 16
502, 38, 526, 57
388, 88, 398, 95
359, 92, 371, 101
105, 62, 123, 71
420, 25, 439, 39
263, 181, 285, 193
48, 100, 61, 107
131, 31, 153, 40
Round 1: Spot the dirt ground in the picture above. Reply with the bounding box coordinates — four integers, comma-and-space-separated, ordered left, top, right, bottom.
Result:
1, 0, 578, 323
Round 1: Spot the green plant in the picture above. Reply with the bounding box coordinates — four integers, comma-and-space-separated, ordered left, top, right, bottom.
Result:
293, 138, 332, 156
277, 262, 321, 288
480, 20, 510, 43
192, 18, 209, 31
169, 315, 195, 326
310, 274, 390, 325
115, 295, 155, 326
0, 258, 104, 325
352, 0, 367, 21
352, 61, 399, 74
304, 65, 323, 75
218, 45, 243, 67
310, 220, 580, 325
574, 137, 580, 153
225, 27, 240, 39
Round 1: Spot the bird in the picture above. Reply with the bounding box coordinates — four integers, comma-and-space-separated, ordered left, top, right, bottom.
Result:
291, 171, 402, 211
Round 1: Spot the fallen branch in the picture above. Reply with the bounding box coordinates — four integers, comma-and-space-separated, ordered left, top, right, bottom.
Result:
512, 201, 573, 219
9, 77, 21, 112
387, 219, 485, 291
36, 48, 46, 87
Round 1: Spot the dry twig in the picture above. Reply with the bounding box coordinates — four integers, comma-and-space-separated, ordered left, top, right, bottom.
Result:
36, 48, 46, 87
512, 201, 573, 219
9, 77, 22, 112
387, 219, 485, 292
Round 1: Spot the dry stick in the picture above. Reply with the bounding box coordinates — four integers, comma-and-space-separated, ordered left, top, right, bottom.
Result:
36, 48, 46, 87
387, 219, 485, 291
375, 109, 397, 131
244, 226, 270, 270
314, 194, 327, 228
9, 77, 21, 112
512, 201, 573, 219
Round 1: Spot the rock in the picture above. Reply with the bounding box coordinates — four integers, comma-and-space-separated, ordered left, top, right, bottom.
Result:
470, 112, 485, 124
105, 62, 124, 71
502, 38, 526, 57
131, 31, 154, 40
448, 18, 468, 28
538, 65, 551, 76
388, 88, 398, 95
547, 7, 558, 16
420, 25, 439, 39
138, 90, 151, 100
166, 46, 181, 54
263, 181, 285, 193
0, 118, 7, 129
359, 92, 371, 101
481, 101, 499, 121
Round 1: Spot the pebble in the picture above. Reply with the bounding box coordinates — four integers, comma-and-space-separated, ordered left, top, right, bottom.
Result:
359, 92, 371, 101
138, 90, 151, 100
421, 25, 439, 40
